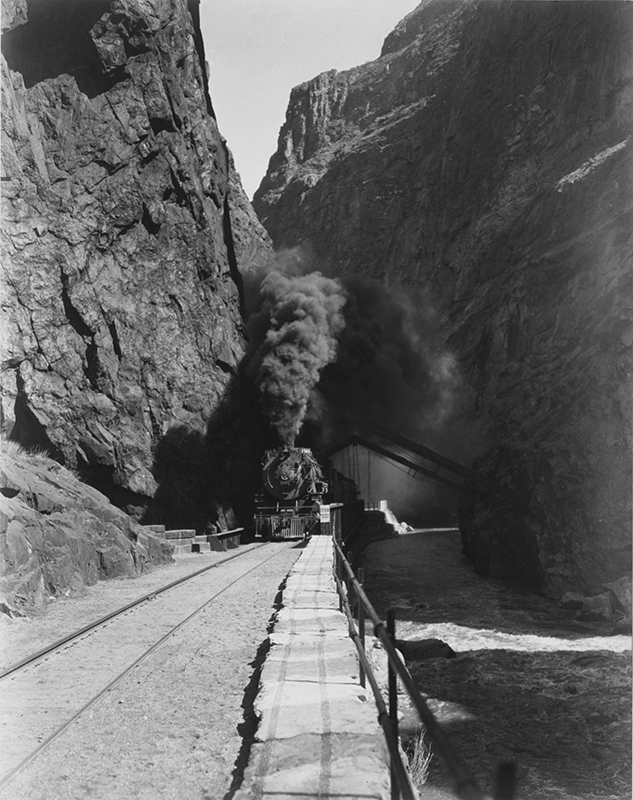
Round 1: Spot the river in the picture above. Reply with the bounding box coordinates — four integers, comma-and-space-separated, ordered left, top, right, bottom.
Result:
361, 529, 631, 800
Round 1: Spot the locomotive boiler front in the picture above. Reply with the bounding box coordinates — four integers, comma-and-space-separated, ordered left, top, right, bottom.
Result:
255, 448, 328, 540
262, 448, 328, 501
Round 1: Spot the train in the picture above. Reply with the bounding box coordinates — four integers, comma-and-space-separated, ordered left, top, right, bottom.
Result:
253, 447, 357, 540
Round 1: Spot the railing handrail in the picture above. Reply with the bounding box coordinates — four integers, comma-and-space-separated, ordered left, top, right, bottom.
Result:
335, 573, 417, 800
333, 537, 488, 800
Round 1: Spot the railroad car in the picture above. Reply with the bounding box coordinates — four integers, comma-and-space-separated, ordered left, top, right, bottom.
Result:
254, 447, 329, 540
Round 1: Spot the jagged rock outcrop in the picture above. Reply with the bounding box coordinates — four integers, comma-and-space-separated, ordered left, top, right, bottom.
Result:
254, 0, 633, 598
0, 440, 172, 615
1, 0, 272, 525
227, 151, 274, 280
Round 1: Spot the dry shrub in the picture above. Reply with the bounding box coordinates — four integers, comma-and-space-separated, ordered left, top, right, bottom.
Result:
0, 435, 65, 473
0, 436, 27, 460
409, 729, 433, 789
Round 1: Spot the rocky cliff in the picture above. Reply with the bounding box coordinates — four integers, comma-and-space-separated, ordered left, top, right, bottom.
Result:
1, 0, 271, 529
1, 440, 173, 616
254, 0, 633, 598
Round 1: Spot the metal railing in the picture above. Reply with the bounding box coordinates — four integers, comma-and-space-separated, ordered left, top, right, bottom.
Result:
333, 537, 516, 800
329, 500, 365, 544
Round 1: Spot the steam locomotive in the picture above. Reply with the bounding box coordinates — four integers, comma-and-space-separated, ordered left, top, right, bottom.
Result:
254, 447, 340, 540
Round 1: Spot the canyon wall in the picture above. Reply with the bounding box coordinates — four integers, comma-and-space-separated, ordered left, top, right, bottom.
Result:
1, 0, 271, 530
254, 0, 633, 597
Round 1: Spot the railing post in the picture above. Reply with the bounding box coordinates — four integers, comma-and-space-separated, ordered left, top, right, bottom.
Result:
335, 544, 343, 612
387, 608, 399, 800
358, 567, 366, 688
492, 762, 517, 800
332, 536, 487, 800
346, 549, 353, 576
345, 550, 353, 611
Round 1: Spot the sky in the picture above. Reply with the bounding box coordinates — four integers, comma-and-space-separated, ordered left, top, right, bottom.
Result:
199, 0, 420, 199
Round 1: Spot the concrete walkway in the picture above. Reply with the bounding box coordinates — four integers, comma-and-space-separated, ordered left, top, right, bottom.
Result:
235, 535, 391, 800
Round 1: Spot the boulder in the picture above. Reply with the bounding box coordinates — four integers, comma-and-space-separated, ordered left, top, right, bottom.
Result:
396, 639, 457, 662
574, 593, 614, 623
0, 440, 173, 615
561, 585, 631, 627
559, 592, 587, 611
603, 576, 632, 626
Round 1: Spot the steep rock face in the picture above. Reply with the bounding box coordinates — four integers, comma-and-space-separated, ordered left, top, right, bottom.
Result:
0, 0, 271, 522
227, 152, 274, 280
0, 442, 173, 615
254, 0, 633, 597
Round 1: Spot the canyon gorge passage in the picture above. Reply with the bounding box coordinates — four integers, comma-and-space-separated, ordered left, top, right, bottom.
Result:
0, 0, 631, 797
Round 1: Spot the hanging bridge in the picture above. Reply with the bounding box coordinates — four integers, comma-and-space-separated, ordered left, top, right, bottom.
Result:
324, 421, 528, 509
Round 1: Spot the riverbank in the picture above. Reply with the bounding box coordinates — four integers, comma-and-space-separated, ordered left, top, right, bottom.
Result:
361, 529, 631, 799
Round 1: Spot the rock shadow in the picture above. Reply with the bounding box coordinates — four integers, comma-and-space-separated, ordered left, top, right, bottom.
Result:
143, 365, 276, 533
223, 575, 288, 800
1, 0, 120, 97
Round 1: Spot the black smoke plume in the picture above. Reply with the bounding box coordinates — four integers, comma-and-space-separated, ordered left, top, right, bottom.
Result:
310, 274, 462, 451
246, 256, 346, 447
245, 250, 479, 522
305, 273, 476, 523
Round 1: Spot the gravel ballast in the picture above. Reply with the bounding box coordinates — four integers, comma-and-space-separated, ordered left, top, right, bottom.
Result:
1, 542, 303, 800
0, 546, 262, 673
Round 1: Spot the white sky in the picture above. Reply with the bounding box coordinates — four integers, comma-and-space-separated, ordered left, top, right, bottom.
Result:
200, 0, 419, 199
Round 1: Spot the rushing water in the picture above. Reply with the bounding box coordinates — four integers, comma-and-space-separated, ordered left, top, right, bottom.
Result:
362, 529, 631, 800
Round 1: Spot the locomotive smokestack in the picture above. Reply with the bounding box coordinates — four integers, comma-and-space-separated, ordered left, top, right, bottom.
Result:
250, 269, 346, 446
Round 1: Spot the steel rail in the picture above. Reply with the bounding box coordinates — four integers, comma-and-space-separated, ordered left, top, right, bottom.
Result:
0, 538, 264, 681
333, 537, 486, 800
335, 574, 417, 800
0, 541, 295, 790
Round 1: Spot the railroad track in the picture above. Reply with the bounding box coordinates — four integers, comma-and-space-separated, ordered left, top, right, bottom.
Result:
0, 541, 297, 789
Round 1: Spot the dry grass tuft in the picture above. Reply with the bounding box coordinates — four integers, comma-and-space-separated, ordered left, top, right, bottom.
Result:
408, 729, 433, 789
0, 436, 28, 461
0, 436, 61, 471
